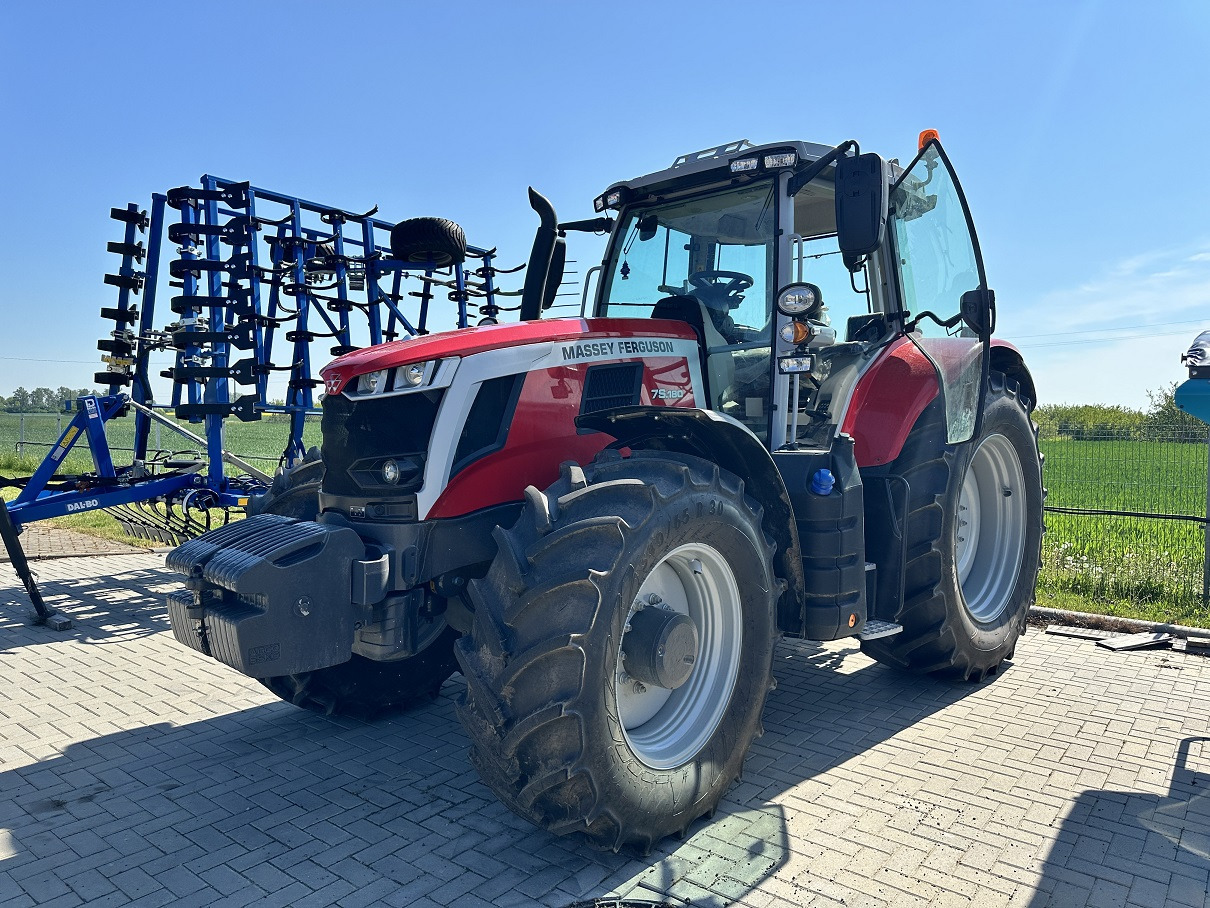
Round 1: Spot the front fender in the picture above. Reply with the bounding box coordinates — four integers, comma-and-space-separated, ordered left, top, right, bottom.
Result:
577, 406, 806, 633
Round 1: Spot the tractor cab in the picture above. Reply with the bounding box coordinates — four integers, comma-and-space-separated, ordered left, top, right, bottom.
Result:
589, 136, 998, 454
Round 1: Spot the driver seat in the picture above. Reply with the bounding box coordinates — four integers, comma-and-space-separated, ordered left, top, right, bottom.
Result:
650, 295, 735, 406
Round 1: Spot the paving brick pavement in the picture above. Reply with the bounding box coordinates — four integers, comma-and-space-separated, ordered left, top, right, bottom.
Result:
2, 552, 1208, 907
0, 527, 146, 562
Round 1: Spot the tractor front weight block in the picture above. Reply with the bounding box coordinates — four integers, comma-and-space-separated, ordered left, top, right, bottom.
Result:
165, 514, 369, 678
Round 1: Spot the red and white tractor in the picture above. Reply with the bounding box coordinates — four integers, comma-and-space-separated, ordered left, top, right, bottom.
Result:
166, 133, 1043, 851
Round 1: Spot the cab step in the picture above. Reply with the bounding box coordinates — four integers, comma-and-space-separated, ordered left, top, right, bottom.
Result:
859, 620, 903, 641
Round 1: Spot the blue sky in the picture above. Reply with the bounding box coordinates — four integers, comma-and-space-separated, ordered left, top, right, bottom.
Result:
2, 0, 1208, 410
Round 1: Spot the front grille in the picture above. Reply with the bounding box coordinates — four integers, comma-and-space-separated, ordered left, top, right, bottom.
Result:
581, 362, 643, 415
321, 390, 443, 497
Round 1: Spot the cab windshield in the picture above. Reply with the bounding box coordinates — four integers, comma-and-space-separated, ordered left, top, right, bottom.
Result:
597, 181, 778, 440
599, 182, 777, 328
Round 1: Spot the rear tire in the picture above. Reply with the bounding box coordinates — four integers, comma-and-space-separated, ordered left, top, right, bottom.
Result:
456, 451, 779, 852
251, 447, 460, 718
861, 372, 1042, 680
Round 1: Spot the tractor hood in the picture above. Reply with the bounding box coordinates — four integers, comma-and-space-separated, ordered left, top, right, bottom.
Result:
320, 318, 698, 396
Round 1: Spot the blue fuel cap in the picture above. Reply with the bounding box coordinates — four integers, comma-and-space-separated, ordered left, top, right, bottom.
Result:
810, 468, 835, 496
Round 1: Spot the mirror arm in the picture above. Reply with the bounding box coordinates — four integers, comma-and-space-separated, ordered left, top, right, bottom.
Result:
787, 139, 859, 196
558, 217, 614, 234
907, 309, 964, 333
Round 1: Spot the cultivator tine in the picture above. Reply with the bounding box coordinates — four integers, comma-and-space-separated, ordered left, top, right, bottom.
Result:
167, 217, 253, 247
166, 182, 250, 211
104, 271, 146, 292
169, 292, 254, 316
319, 204, 378, 225
107, 240, 146, 262
110, 205, 149, 231
169, 251, 259, 282
100, 306, 139, 324
169, 321, 256, 351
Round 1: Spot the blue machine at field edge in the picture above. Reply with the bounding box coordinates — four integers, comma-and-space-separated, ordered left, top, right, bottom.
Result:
1176, 330, 1210, 425
1, 176, 527, 629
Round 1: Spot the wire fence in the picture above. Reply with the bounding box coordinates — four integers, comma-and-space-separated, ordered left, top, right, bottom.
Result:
1038, 419, 1207, 616
5, 408, 1209, 619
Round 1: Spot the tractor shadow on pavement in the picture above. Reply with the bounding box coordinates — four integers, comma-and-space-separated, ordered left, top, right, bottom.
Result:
0, 627, 988, 907
1025, 736, 1210, 908
613, 638, 988, 906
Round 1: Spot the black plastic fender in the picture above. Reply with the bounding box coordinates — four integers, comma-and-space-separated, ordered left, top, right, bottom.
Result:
577, 406, 807, 633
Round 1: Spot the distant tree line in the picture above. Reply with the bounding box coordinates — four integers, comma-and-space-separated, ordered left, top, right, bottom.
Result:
1035, 384, 1205, 441
2, 384, 1203, 439
1, 387, 95, 413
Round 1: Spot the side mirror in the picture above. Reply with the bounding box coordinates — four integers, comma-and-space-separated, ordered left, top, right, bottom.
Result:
834, 152, 888, 270
542, 235, 567, 311
960, 287, 996, 339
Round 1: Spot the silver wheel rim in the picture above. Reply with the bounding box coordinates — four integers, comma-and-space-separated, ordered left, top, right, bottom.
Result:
615, 543, 742, 770
955, 433, 1027, 623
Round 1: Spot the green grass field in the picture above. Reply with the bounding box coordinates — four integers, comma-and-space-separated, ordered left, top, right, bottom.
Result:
3, 412, 1209, 626
1038, 436, 1208, 625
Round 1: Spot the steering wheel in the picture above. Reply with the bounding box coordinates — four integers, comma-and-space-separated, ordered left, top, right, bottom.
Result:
687, 270, 761, 344
688, 270, 754, 308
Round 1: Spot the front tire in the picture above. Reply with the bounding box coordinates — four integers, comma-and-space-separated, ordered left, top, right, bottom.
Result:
251, 448, 460, 718
456, 451, 779, 852
861, 372, 1043, 680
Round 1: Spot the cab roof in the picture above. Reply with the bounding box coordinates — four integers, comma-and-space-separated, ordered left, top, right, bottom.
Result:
602, 139, 836, 199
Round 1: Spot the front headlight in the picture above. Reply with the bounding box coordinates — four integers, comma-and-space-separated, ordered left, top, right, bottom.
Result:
776, 282, 823, 318
400, 362, 427, 387
393, 360, 434, 390
357, 370, 387, 394
346, 357, 459, 398
381, 459, 400, 484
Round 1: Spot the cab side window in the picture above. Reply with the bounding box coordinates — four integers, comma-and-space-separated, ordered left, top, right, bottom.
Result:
792, 187, 872, 336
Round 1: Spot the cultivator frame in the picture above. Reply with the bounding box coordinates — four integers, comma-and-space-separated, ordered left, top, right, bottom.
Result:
3, 176, 521, 622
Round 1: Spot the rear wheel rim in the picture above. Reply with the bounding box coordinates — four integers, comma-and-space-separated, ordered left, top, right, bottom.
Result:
615, 543, 742, 770
956, 433, 1028, 623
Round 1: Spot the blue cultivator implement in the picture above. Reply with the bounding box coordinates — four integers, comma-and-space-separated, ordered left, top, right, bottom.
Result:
1, 176, 524, 627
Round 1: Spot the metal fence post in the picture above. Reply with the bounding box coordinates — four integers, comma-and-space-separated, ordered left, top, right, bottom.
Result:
1204, 427, 1210, 612
18, 414, 24, 455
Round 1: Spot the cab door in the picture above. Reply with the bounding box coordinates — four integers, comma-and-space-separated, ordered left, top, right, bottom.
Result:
889, 138, 994, 444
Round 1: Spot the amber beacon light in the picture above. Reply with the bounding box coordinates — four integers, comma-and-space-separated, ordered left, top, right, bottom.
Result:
918, 128, 940, 150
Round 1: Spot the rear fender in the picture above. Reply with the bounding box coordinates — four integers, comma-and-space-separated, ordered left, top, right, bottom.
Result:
577, 406, 806, 633
989, 340, 1036, 407
841, 337, 1036, 468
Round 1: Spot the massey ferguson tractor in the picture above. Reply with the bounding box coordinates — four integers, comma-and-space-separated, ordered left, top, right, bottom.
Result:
166, 133, 1043, 851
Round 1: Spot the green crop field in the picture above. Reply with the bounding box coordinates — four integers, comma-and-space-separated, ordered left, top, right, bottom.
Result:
4, 411, 1209, 626
0, 410, 321, 473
